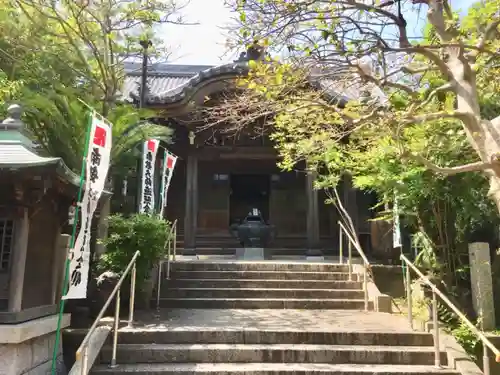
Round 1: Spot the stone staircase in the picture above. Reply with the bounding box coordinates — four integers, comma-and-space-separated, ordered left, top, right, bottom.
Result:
174, 233, 335, 257
158, 261, 370, 309
90, 261, 459, 375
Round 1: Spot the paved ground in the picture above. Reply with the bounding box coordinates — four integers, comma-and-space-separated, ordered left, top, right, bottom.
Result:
117, 309, 413, 332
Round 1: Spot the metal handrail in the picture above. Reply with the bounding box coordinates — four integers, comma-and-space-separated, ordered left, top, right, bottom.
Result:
75, 250, 140, 374
156, 219, 178, 310
338, 221, 369, 311
401, 253, 500, 374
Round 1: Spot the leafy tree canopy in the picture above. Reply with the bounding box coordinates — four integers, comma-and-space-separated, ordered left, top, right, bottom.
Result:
212, 0, 500, 211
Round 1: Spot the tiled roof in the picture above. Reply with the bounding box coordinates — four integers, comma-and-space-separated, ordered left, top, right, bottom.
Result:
0, 139, 110, 192
122, 62, 249, 104
0, 143, 60, 167
122, 61, 387, 106
0, 130, 81, 188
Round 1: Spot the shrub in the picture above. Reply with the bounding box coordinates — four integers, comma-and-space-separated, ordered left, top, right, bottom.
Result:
98, 213, 171, 290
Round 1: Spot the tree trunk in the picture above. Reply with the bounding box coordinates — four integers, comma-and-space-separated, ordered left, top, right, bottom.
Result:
488, 175, 500, 214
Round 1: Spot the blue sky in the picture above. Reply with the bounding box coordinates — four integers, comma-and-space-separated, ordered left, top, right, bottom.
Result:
160, 0, 478, 65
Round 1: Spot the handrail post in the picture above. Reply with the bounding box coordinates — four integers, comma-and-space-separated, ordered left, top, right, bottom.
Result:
156, 260, 162, 311
339, 227, 343, 264
128, 262, 136, 328
348, 241, 353, 281
483, 342, 491, 375
80, 347, 88, 375
110, 289, 121, 368
166, 238, 172, 280
406, 264, 413, 330
173, 222, 177, 261
363, 264, 368, 311
399, 253, 500, 366
432, 291, 440, 368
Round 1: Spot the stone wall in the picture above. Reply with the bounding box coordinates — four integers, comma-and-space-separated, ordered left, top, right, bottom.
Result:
475, 334, 500, 374
0, 313, 70, 375
0, 330, 64, 375
371, 265, 405, 299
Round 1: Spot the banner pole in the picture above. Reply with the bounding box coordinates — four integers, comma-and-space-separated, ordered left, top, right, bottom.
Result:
51, 111, 94, 375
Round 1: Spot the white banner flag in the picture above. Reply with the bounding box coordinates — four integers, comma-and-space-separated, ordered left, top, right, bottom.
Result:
159, 150, 177, 218
64, 114, 112, 300
393, 194, 402, 249
139, 139, 160, 214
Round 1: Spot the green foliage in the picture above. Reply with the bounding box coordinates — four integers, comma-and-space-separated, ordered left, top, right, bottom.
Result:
0, 0, 175, 195
7, 0, 181, 114
19, 89, 171, 175
98, 214, 171, 289
451, 321, 481, 359
215, 0, 500, 288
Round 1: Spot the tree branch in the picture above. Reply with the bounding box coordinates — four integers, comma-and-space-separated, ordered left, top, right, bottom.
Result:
419, 83, 454, 108
408, 152, 493, 175
477, 19, 500, 50
402, 111, 474, 125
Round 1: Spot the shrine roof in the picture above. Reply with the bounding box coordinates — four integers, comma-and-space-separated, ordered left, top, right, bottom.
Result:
0, 106, 81, 189
122, 61, 248, 104
0, 133, 81, 185
121, 61, 388, 107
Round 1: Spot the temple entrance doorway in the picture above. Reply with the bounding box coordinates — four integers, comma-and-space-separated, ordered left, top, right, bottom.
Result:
229, 174, 270, 225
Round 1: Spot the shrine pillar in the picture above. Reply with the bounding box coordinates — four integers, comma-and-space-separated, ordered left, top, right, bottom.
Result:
8, 207, 29, 312
306, 168, 320, 251
184, 154, 198, 250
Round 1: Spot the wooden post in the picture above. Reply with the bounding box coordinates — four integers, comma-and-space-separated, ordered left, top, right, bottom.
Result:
184, 155, 198, 250
306, 168, 320, 252
8, 207, 29, 312
342, 175, 359, 234
51, 234, 71, 304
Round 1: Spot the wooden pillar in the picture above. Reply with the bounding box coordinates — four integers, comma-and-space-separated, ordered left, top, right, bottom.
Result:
96, 195, 111, 256
343, 175, 358, 234
184, 155, 198, 250
306, 169, 320, 251
8, 207, 29, 312
51, 234, 70, 304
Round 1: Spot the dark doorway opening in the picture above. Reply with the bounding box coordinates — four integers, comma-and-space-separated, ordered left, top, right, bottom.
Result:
230, 174, 270, 225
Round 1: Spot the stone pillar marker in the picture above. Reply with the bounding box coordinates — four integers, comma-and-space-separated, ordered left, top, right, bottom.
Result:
8, 207, 30, 312
468, 242, 496, 330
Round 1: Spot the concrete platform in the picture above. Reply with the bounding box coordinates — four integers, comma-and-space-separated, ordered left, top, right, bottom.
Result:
123, 309, 414, 332
91, 362, 459, 374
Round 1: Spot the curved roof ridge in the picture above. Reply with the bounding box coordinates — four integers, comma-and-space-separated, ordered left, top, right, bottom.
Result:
128, 62, 249, 104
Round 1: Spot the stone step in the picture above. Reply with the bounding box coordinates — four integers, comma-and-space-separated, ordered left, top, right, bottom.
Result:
162, 288, 364, 299
156, 298, 372, 309
91, 363, 458, 375
165, 279, 363, 290
170, 271, 358, 281
176, 248, 237, 255
175, 248, 314, 256
170, 262, 349, 273
99, 344, 448, 366
115, 329, 434, 346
